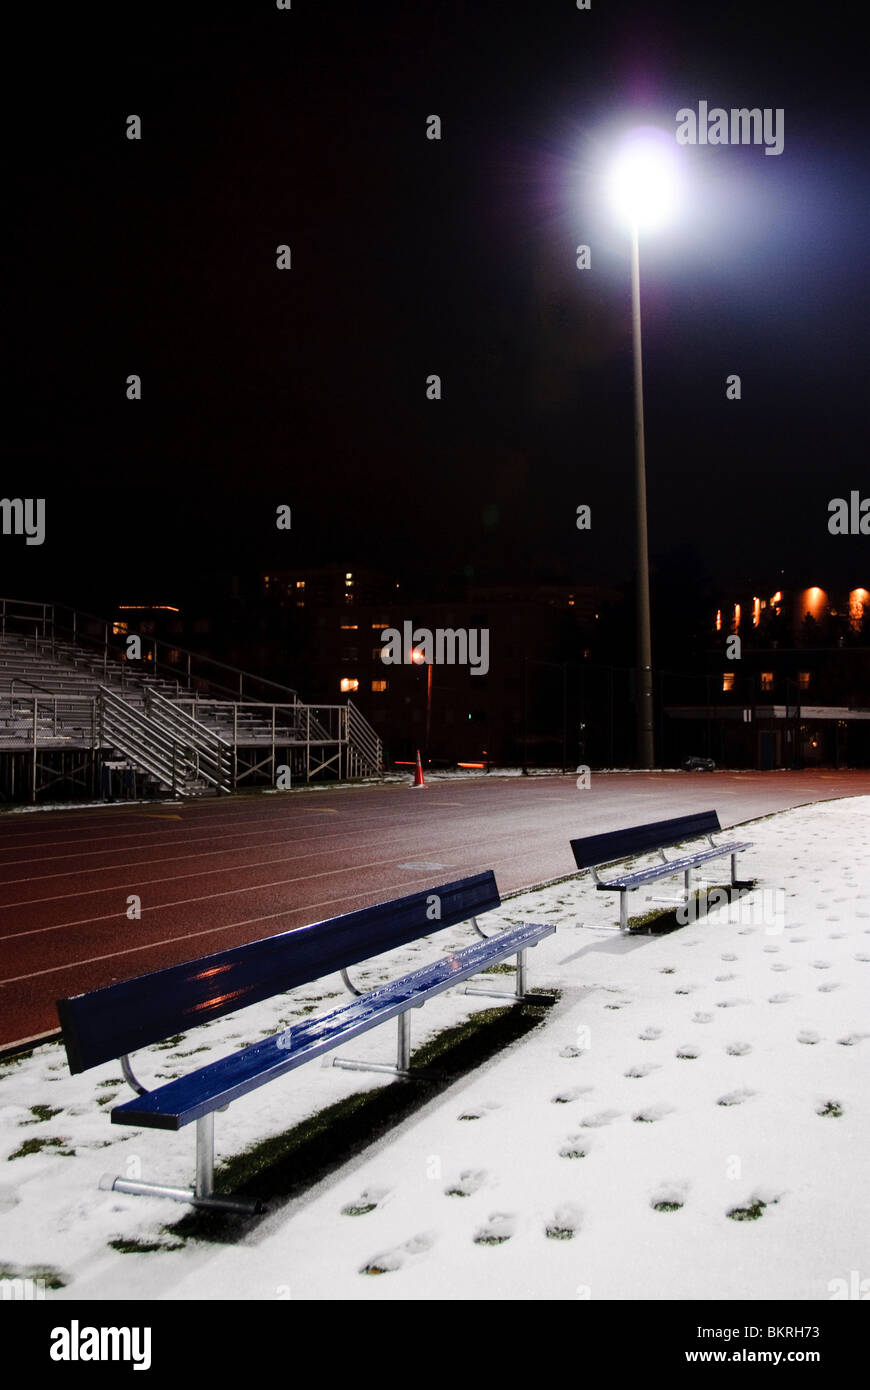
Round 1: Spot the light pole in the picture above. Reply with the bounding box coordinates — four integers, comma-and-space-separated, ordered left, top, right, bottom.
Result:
630, 218, 654, 767
608, 128, 682, 768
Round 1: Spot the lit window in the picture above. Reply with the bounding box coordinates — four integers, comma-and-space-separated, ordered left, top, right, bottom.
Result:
371, 680, 387, 693
345, 572, 353, 580
732, 603, 741, 630
798, 671, 811, 690
372, 621, 389, 630
340, 678, 359, 693
752, 597, 761, 627
722, 673, 735, 692
715, 609, 722, 632
112, 621, 128, 636
340, 624, 358, 630
296, 580, 305, 589
760, 672, 774, 692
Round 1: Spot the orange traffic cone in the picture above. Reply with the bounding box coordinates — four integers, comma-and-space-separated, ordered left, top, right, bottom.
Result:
412, 750, 426, 788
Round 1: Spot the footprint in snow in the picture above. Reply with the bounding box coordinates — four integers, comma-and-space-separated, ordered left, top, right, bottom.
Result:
797, 1030, 821, 1045
715, 972, 737, 982
360, 1231, 435, 1275
769, 963, 790, 972
720, 953, 738, 962
693, 1012, 714, 1024
725, 1041, 752, 1056
855, 954, 870, 963
717, 1088, 756, 1107
762, 945, 779, 954
545, 1203, 583, 1240
676, 1046, 700, 1059
817, 982, 841, 992
444, 1169, 487, 1198
551, 1086, 595, 1104
811, 961, 832, 970
650, 1180, 689, 1212
579, 1109, 621, 1128
559, 1136, 592, 1159
716, 999, 750, 1009
342, 1186, 390, 1216
638, 1026, 663, 1040
559, 1045, 587, 1058
768, 993, 794, 1004
473, 1213, 516, 1246
624, 1063, 659, 1078
836, 1034, 869, 1047
633, 1104, 673, 1124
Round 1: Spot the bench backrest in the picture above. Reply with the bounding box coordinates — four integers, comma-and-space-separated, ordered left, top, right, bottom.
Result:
570, 811, 722, 871
57, 871, 500, 1073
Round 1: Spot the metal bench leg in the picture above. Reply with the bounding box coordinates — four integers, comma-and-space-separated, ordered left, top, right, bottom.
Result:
730, 852, 738, 885
515, 950, 527, 998
195, 1114, 215, 1201
684, 868, 692, 913
620, 893, 629, 932
397, 1011, 411, 1074
100, 1111, 260, 1215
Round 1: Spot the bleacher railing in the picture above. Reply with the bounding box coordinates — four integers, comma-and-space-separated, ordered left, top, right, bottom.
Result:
0, 596, 299, 707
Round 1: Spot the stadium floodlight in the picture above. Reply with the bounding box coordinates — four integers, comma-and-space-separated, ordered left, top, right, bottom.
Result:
607, 126, 682, 233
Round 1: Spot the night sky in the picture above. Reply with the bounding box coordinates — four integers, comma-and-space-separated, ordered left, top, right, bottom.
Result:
7, 0, 868, 612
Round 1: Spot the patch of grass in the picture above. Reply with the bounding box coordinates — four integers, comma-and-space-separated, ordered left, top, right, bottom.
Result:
545, 1225, 576, 1240
0, 1262, 68, 1289
97, 1078, 123, 1088
474, 1233, 509, 1246
176, 1047, 210, 1057
653, 1201, 683, 1213
22, 1105, 63, 1125
818, 1101, 843, 1117
108, 1238, 185, 1255
8, 1136, 74, 1160
95, 1094, 117, 1107
341, 1201, 377, 1216
727, 1200, 767, 1222
482, 963, 515, 976
154, 1034, 185, 1051
164, 995, 556, 1245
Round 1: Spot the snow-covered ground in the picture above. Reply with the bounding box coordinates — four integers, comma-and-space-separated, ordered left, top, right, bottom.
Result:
1, 796, 867, 1300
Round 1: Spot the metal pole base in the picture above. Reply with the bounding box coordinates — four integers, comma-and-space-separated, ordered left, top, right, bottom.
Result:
462, 986, 534, 1002
330, 1057, 436, 1081
100, 1174, 262, 1215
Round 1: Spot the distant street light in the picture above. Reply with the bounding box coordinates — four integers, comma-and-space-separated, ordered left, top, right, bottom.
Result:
608, 127, 682, 768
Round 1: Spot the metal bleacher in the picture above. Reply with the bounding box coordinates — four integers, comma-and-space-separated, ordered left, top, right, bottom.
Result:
0, 598, 383, 803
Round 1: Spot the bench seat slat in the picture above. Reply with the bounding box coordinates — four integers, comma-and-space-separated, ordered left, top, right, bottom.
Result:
596, 840, 753, 891
112, 921, 555, 1131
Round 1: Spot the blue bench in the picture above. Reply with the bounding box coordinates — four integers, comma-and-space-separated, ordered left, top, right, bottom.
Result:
57, 871, 554, 1214
571, 811, 753, 932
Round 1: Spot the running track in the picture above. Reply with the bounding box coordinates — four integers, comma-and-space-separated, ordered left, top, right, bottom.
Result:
2, 769, 868, 1052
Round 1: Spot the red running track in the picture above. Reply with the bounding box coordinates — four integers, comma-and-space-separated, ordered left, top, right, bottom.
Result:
1, 769, 868, 1052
